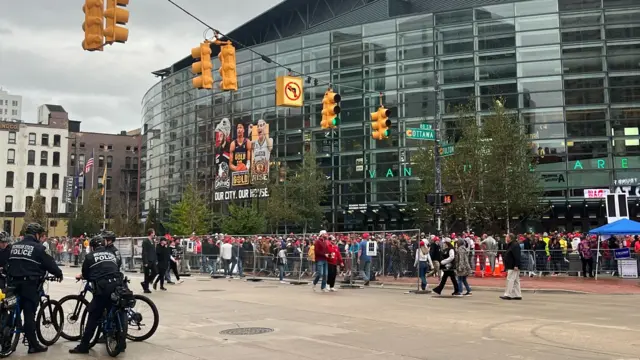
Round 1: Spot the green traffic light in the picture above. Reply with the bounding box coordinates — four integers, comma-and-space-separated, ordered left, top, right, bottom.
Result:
332, 117, 340, 126
384, 129, 390, 137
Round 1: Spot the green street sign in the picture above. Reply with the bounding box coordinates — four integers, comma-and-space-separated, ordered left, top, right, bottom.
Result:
420, 123, 432, 130
439, 144, 455, 157
405, 128, 435, 140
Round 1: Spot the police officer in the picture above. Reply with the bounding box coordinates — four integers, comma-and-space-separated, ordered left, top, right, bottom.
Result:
101, 230, 122, 269
69, 235, 123, 354
0, 231, 12, 288
7, 223, 62, 354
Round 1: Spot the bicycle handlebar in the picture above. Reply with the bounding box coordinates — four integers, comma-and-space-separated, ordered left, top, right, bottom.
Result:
43, 275, 61, 282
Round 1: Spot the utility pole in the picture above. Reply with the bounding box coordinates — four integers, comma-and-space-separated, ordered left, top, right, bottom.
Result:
433, 65, 443, 235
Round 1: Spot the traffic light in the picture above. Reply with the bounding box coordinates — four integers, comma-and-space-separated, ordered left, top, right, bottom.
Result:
82, 0, 104, 51
371, 106, 391, 140
191, 41, 213, 89
104, 0, 129, 44
217, 41, 238, 91
321, 90, 341, 129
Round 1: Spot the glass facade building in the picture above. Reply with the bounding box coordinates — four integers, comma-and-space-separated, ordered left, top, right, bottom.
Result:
141, 0, 640, 232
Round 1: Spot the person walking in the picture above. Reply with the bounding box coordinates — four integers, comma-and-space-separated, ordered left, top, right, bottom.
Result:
312, 231, 329, 292
141, 228, 157, 294
326, 237, 344, 291
578, 237, 594, 278
455, 239, 473, 296
414, 240, 433, 292
220, 239, 233, 278
277, 244, 287, 283
358, 233, 372, 286
153, 237, 170, 291
432, 241, 460, 296
428, 237, 441, 279
501, 234, 522, 300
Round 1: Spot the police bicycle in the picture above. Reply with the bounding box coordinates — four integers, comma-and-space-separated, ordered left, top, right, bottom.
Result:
0, 276, 63, 358
58, 278, 158, 342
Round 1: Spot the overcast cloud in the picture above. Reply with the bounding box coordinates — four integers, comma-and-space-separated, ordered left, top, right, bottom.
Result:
0, 0, 282, 133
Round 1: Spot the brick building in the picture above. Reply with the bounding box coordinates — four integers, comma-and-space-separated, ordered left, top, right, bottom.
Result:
67, 129, 141, 219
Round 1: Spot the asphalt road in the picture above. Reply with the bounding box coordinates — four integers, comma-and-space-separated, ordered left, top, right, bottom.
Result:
7, 269, 640, 359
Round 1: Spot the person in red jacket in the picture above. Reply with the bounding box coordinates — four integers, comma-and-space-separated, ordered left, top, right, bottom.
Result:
326, 236, 344, 292
312, 230, 329, 291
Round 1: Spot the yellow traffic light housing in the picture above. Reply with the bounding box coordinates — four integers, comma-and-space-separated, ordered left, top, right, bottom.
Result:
321, 90, 341, 129
104, 0, 129, 44
371, 106, 391, 140
217, 40, 238, 91
191, 41, 213, 89
82, 0, 104, 51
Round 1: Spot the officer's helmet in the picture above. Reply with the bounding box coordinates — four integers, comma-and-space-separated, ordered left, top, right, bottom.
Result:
101, 231, 116, 242
90, 235, 104, 249
25, 223, 45, 236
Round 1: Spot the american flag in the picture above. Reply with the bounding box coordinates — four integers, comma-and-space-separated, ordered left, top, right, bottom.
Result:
85, 150, 94, 173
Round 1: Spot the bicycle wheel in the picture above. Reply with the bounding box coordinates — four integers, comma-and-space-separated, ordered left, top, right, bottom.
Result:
105, 310, 127, 357
79, 308, 102, 350
126, 294, 159, 341
36, 299, 63, 346
58, 295, 89, 341
0, 313, 21, 358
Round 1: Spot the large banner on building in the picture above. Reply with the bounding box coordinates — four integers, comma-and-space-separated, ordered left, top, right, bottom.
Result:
62, 176, 74, 204
214, 118, 272, 201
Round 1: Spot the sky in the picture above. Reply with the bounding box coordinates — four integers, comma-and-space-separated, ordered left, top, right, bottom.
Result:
0, 0, 283, 133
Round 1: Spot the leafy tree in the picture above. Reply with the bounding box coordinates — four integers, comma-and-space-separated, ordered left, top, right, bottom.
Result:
67, 189, 103, 236
144, 204, 158, 234
110, 195, 140, 236
22, 188, 47, 234
264, 166, 299, 233
287, 150, 329, 233
407, 146, 435, 231
167, 183, 211, 236
481, 98, 543, 232
220, 203, 267, 235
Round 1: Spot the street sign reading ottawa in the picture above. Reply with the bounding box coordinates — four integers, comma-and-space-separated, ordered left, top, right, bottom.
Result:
406, 125, 435, 140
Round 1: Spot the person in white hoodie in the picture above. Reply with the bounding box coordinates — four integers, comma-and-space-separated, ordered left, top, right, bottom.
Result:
414, 240, 434, 292
432, 241, 460, 296
220, 239, 233, 278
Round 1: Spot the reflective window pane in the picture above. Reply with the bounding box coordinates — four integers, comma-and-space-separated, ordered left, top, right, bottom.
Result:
475, 4, 515, 20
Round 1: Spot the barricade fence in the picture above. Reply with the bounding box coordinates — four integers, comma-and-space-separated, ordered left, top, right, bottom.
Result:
50, 234, 639, 282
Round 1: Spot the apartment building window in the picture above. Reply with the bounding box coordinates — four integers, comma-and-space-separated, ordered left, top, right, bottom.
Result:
11, 110, 17, 116
126, 146, 131, 151
53, 135, 61, 147
125, 157, 131, 168
79, 154, 85, 168
41, 134, 49, 146
51, 197, 59, 214
26, 172, 34, 188
52, 174, 60, 189
5, 171, 14, 187
39, 173, 47, 189
8, 132, 16, 144
25, 196, 33, 210
106, 176, 112, 190
26, 150, 35, 166
4, 196, 12, 212
70, 154, 75, 167
28, 133, 36, 145
7, 149, 15, 164
133, 157, 138, 168
40, 151, 48, 166
107, 144, 113, 150
98, 155, 104, 168
99, 144, 105, 150
79, 142, 85, 148
11, 100, 18, 107
52, 152, 60, 166
106, 156, 113, 168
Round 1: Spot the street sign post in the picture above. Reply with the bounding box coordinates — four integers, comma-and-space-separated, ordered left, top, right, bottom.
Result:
439, 144, 454, 157
406, 128, 435, 140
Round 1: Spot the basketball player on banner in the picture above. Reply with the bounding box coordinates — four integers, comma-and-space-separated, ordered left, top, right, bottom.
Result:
251, 119, 273, 184
229, 122, 252, 186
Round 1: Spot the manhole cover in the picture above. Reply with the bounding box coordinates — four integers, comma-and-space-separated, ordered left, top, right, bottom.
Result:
198, 289, 224, 292
220, 327, 274, 336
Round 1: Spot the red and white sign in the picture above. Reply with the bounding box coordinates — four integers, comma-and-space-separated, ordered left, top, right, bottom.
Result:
584, 189, 609, 199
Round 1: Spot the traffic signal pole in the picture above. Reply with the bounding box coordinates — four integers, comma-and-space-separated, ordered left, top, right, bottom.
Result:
434, 58, 443, 235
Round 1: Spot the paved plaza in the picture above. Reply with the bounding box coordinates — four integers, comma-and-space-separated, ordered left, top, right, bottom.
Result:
7, 269, 640, 359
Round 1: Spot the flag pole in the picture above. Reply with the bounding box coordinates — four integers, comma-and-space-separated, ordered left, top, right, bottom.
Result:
103, 191, 107, 230
91, 148, 96, 189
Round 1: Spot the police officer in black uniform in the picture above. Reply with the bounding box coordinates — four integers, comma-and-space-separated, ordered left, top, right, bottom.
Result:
0, 231, 12, 289
7, 223, 62, 354
69, 235, 123, 354
101, 230, 122, 270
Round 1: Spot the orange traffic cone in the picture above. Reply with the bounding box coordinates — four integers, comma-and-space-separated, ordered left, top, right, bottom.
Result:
484, 257, 491, 277
474, 257, 482, 277
494, 254, 505, 277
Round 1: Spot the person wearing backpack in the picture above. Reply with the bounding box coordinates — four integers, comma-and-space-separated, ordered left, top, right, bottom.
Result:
432, 241, 460, 296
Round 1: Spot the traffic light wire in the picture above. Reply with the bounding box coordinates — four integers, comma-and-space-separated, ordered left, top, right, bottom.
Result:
166, 0, 384, 97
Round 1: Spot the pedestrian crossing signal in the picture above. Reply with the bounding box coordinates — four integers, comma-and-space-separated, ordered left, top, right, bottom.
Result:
441, 195, 453, 204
